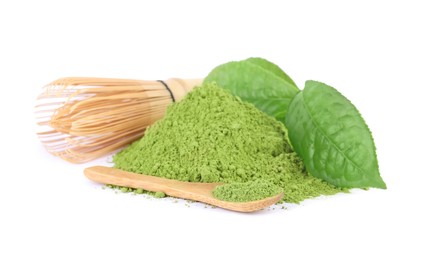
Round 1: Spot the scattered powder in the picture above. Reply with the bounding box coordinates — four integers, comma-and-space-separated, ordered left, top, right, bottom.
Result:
113, 83, 344, 203
154, 192, 166, 198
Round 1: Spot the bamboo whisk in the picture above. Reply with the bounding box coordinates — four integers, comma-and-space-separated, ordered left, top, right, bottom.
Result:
35, 77, 202, 163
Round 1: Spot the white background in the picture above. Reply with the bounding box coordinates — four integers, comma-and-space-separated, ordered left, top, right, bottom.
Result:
1, 0, 421, 259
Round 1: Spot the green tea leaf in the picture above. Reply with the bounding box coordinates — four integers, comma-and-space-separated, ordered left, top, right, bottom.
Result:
244, 57, 297, 88
285, 80, 386, 189
204, 58, 299, 122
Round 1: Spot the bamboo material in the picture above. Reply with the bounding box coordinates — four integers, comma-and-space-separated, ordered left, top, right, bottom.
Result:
84, 166, 283, 212
35, 77, 202, 163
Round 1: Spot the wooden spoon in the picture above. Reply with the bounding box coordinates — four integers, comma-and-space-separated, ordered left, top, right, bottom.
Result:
84, 166, 283, 212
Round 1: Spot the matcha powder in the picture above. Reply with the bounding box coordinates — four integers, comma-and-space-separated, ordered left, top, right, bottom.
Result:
114, 83, 343, 203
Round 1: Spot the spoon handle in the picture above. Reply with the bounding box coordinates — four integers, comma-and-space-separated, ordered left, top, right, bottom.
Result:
84, 165, 220, 200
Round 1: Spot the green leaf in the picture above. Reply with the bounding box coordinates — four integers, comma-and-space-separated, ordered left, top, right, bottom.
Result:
285, 80, 386, 189
244, 57, 298, 88
204, 58, 299, 122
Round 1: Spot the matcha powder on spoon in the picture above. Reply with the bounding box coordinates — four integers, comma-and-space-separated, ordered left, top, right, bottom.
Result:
113, 83, 343, 203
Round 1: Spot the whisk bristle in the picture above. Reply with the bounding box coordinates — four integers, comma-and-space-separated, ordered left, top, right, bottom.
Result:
35, 77, 202, 163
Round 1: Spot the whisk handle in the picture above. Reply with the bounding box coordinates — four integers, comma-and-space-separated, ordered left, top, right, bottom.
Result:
166, 78, 202, 101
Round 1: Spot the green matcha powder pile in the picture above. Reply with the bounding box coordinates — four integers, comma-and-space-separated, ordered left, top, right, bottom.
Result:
114, 83, 344, 203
